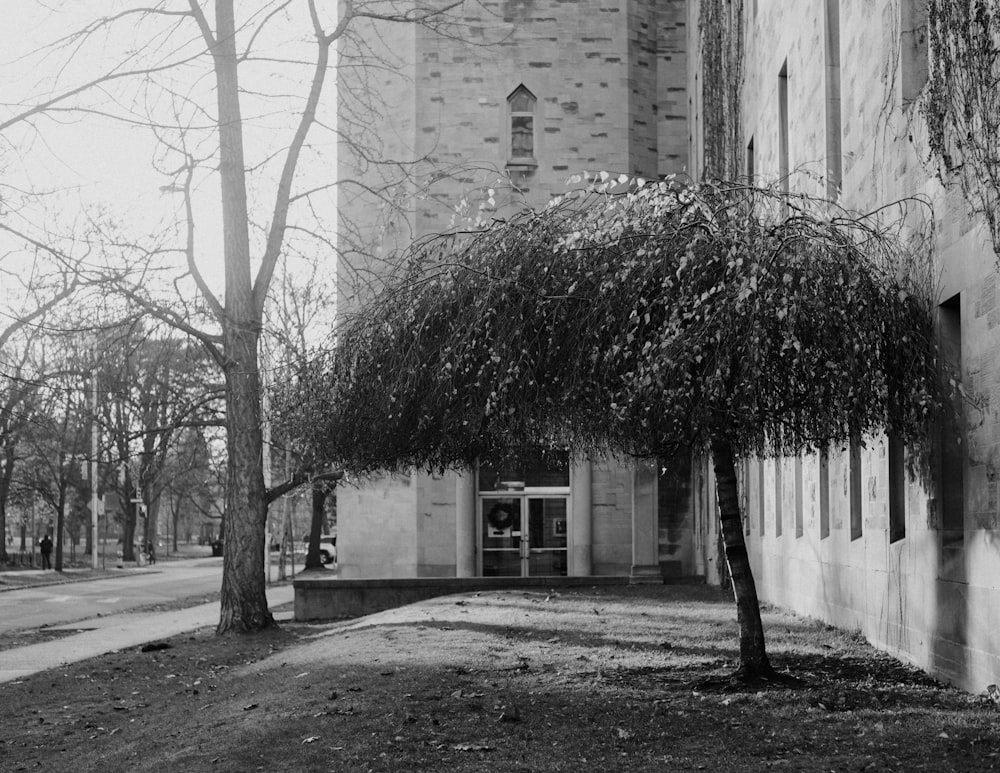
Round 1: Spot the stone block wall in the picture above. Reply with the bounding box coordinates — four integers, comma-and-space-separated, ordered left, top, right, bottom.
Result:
416, 470, 459, 577
590, 459, 633, 574
335, 1, 693, 582
690, 0, 1000, 692
337, 472, 420, 579
338, 0, 689, 242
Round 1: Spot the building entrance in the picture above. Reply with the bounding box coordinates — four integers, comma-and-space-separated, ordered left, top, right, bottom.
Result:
480, 495, 568, 576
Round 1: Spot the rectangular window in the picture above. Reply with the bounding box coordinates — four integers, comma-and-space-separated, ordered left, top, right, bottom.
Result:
794, 455, 804, 538
819, 448, 830, 539
824, 0, 843, 198
507, 85, 537, 163
778, 60, 789, 193
743, 459, 752, 536
849, 437, 863, 541
888, 434, 906, 543
759, 457, 766, 537
774, 458, 783, 537
900, 0, 929, 107
939, 293, 965, 545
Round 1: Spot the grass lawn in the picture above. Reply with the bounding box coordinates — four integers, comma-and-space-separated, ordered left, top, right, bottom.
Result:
0, 584, 997, 772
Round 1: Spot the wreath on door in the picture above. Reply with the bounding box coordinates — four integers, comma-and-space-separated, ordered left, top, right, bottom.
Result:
486, 502, 515, 531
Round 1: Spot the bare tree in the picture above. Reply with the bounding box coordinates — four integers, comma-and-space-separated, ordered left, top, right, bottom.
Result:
15, 343, 90, 571
1, 1, 487, 632
93, 322, 222, 561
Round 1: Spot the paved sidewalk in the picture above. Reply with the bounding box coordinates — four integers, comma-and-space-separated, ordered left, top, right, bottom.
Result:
0, 584, 294, 684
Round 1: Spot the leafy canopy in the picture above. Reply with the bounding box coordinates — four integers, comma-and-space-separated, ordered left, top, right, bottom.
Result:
279, 179, 942, 473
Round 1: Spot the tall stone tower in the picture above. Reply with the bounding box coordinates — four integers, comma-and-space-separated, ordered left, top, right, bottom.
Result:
335, 1, 694, 580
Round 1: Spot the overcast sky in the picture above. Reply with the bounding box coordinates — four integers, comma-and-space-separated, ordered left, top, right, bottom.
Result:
1, 2, 340, 317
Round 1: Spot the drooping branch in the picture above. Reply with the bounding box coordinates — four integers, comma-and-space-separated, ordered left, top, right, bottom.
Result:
265, 468, 342, 505
283, 179, 941, 478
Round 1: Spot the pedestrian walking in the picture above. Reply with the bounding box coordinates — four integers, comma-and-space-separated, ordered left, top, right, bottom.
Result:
146, 540, 156, 565
39, 534, 53, 570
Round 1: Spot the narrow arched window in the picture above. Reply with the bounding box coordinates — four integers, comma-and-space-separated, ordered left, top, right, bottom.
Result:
507, 85, 536, 162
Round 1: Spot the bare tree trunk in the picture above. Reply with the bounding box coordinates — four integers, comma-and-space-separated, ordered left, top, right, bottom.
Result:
84, 509, 93, 559
54, 488, 66, 572
172, 499, 180, 553
304, 482, 327, 571
218, 350, 272, 631
0, 443, 14, 562
710, 434, 774, 680
213, 0, 272, 634
122, 505, 137, 562
121, 478, 138, 562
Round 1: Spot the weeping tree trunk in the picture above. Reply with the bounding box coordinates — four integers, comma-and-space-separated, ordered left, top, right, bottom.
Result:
304, 482, 327, 571
710, 434, 774, 680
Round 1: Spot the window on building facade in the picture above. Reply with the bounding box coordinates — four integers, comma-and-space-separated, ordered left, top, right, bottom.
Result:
774, 458, 783, 537
742, 459, 752, 536
849, 437, 862, 541
824, 0, 843, 198
939, 293, 965, 547
778, 60, 789, 194
819, 448, 830, 539
759, 457, 766, 537
888, 433, 906, 543
900, 0, 929, 107
478, 447, 568, 491
507, 85, 537, 164
794, 455, 804, 538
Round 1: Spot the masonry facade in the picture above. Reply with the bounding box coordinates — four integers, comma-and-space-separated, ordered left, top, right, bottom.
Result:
336, 1, 706, 584
337, 0, 1000, 693
686, 0, 1000, 692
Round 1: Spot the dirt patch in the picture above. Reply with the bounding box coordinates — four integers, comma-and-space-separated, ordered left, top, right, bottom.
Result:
0, 585, 997, 772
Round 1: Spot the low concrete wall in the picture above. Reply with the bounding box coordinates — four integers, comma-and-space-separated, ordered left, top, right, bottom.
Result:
294, 575, 634, 621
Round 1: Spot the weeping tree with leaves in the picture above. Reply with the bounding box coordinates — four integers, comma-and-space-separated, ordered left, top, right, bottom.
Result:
278, 178, 944, 681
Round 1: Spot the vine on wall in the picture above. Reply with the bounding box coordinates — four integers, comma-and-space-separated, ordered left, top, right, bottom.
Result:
699, 0, 745, 180
924, 0, 1000, 260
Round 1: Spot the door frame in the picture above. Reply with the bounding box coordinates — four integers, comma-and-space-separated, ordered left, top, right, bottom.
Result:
477, 489, 571, 576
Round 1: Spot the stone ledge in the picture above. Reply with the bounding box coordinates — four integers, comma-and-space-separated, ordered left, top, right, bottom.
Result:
293, 575, 633, 621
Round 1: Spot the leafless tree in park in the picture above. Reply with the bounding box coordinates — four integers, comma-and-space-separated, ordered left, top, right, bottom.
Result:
0, 1, 486, 632
94, 322, 223, 562
0, 227, 109, 559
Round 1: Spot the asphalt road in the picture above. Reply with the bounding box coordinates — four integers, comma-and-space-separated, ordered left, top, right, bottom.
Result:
0, 557, 226, 633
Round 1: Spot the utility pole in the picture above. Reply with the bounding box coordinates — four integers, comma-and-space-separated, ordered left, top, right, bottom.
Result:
91, 372, 99, 568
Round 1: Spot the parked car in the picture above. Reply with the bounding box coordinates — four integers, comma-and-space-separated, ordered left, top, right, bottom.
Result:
318, 534, 336, 565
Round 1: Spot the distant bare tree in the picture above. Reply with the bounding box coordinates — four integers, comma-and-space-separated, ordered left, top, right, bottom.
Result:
1, 1, 490, 632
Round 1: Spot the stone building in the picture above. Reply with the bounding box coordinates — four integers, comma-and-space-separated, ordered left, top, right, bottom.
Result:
335, 1, 713, 584
685, 0, 1000, 692
337, 0, 1000, 692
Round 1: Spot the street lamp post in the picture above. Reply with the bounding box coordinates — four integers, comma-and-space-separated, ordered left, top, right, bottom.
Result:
91, 372, 99, 569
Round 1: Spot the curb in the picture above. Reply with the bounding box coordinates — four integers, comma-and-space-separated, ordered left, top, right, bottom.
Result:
0, 567, 161, 593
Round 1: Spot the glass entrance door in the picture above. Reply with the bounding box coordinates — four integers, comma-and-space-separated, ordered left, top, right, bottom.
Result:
525, 497, 568, 576
481, 496, 568, 576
